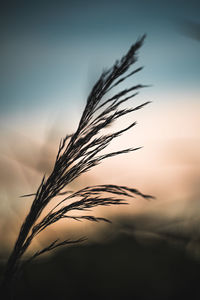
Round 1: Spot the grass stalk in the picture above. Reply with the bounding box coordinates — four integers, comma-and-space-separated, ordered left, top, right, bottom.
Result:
1, 35, 153, 298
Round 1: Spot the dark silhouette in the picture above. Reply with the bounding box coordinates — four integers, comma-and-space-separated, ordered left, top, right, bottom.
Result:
1, 35, 153, 299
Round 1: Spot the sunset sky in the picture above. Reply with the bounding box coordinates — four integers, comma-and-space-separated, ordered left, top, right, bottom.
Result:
0, 0, 200, 256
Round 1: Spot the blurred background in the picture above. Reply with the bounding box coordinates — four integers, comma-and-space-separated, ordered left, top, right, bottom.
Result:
0, 1, 200, 298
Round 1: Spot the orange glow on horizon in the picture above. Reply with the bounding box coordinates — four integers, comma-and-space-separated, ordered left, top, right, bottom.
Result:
0, 95, 200, 257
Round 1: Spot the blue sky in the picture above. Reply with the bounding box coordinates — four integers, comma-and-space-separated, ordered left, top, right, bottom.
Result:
1, 0, 200, 117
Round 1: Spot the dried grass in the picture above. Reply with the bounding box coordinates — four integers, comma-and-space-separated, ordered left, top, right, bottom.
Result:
1, 35, 153, 297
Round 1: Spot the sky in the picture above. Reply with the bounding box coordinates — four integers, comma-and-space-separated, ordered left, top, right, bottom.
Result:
1, 0, 200, 118
0, 0, 200, 255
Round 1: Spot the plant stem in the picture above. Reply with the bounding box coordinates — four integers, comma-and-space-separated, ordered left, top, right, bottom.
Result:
1, 209, 39, 298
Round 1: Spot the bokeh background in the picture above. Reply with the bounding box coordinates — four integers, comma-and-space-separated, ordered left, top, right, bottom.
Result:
0, 1, 200, 298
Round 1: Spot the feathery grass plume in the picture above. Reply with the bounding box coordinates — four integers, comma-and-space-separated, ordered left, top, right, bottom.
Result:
1, 34, 153, 297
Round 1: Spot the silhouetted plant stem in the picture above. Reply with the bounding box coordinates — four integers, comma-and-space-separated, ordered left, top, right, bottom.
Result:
1, 35, 153, 299
1, 210, 37, 296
